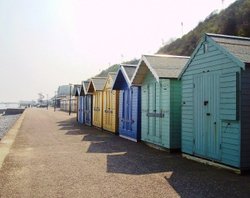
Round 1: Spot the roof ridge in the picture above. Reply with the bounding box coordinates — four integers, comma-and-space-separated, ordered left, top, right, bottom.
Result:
92, 77, 107, 79
120, 64, 137, 67
143, 54, 190, 59
206, 33, 250, 41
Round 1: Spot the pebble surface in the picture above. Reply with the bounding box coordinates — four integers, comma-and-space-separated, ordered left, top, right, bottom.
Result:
0, 114, 21, 139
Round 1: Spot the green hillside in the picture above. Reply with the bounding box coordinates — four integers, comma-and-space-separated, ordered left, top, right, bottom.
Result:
96, 59, 139, 77
96, 0, 250, 77
157, 0, 250, 55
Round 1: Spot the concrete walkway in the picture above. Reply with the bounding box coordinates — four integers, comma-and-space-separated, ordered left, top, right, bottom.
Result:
0, 108, 249, 198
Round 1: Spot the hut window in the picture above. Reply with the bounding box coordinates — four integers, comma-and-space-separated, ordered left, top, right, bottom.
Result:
203, 43, 208, 53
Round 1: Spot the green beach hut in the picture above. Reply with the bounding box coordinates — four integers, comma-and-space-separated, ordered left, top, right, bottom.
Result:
131, 54, 189, 150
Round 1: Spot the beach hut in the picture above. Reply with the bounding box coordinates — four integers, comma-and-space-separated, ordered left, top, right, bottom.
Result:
87, 77, 107, 128
74, 85, 83, 123
102, 72, 119, 133
112, 64, 141, 141
75, 82, 90, 124
180, 33, 250, 171
82, 81, 92, 126
131, 54, 189, 150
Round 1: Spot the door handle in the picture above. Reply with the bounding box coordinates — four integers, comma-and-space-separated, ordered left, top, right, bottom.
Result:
204, 101, 208, 106
206, 113, 211, 116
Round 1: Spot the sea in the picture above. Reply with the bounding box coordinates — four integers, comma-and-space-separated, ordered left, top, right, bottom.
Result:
0, 103, 20, 110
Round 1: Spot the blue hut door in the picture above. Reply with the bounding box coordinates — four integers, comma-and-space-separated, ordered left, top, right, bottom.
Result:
85, 95, 91, 126
193, 73, 221, 160
78, 97, 81, 122
121, 89, 133, 135
78, 96, 84, 124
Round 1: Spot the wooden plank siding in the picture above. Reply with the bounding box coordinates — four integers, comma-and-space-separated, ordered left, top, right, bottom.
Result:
240, 66, 250, 169
118, 86, 141, 141
181, 36, 242, 168
85, 95, 92, 126
170, 80, 182, 148
92, 91, 103, 128
102, 75, 119, 133
141, 71, 182, 149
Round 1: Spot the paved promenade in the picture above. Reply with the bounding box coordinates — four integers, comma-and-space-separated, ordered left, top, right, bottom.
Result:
0, 108, 249, 198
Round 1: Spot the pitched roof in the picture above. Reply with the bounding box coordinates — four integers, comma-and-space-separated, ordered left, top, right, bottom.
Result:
112, 64, 137, 90
179, 33, 250, 78
121, 64, 137, 81
57, 85, 71, 97
108, 72, 117, 82
72, 84, 81, 96
208, 33, 250, 63
131, 54, 189, 85
90, 77, 107, 91
82, 81, 90, 95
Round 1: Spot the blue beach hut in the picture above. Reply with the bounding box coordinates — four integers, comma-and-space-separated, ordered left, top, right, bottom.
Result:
74, 85, 84, 123
83, 81, 92, 126
75, 81, 92, 125
112, 64, 141, 141
180, 33, 250, 171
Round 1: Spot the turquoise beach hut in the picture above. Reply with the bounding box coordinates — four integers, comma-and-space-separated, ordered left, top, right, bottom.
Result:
131, 54, 189, 150
180, 33, 250, 171
112, 64, 141, 142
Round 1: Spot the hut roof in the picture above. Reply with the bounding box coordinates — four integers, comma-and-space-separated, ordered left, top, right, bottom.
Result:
131, 54, 189, 85
208, 33, 250, 64
82, 81, 90, 95
72, 84, 81, 96
57, 85, 71, 97
108, 72, 117, 82
179, 33, 250, 78
112, 64, 137, 89
121, 64, 137, 81
88, 77, 107, 92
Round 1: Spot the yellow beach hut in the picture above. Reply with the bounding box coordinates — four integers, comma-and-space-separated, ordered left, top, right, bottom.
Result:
87, 77, 107, 128
102, 72, 119, 133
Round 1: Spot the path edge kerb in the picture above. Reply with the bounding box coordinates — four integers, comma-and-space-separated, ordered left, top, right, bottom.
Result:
0, 110, 26, 169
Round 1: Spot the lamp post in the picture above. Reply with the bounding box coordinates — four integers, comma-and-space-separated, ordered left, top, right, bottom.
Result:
69, 84, 72, 115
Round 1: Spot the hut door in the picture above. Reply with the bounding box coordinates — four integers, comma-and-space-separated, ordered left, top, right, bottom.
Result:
194, 73, 221, 160
107, 89, 112, 129
80, 96, 84, 123
94, 92, 102, 127
78, 97, 81, 122
85, 96, 91, 125
148, 83, 156, 138
122, 89, 133, 133
104, 89, 112, 130
148, 82, 161, 143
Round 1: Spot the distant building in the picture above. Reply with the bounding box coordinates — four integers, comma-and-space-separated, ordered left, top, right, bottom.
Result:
56, 84, 79, 113
19, 100, 36, 108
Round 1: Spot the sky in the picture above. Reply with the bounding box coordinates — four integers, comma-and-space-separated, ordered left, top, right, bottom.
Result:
0, 0, 236, 102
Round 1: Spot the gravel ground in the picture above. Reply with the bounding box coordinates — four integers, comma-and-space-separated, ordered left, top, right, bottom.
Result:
0, 108, 249, 198
0, 114, 21, 140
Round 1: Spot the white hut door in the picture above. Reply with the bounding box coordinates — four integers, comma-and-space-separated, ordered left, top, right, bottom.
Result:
194, 73, 221, 160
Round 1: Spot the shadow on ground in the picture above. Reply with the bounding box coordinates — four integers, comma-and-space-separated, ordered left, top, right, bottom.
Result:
57, 117, 250, 198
